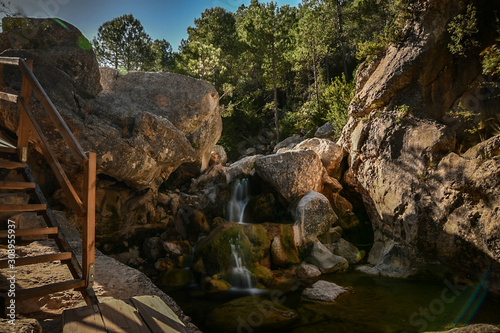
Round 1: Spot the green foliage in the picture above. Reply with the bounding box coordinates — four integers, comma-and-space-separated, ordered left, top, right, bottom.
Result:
394, 104, 412, 123
354, 0, 414, 63
356, 38, 386, 63
447, 103, 485, 135
447, 4, 480, 57
481, 41, 500, 76
93, 14, 154, 70
282, 74, 354, 139
143, 39, 174, 72
324, 74, 355, 138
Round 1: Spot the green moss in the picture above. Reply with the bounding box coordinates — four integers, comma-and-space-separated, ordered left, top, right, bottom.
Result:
279, 225, 300, 265
159, 269, 192, 287
245, 224, 270, 261
195, 224, 253, 276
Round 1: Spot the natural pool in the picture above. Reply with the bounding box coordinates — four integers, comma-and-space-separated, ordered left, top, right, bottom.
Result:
167, 270, 500, 333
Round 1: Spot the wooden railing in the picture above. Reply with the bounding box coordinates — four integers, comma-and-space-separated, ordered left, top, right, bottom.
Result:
0, 57, 96, 294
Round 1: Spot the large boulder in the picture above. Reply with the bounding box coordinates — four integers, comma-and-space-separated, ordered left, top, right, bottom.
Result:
0, 17, 222, 191
293, 191, 338, 246
294, 138, 344, 177
339, 0, 500, 290
255, 149, 324, 203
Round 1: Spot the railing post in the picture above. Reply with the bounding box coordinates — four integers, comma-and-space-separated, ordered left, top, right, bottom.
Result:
17, 60, 33, 162
82, 152, 96, 290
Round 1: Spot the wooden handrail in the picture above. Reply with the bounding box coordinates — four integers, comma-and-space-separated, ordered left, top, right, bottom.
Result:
18, 59, 87, 162
0, 56, 20, 66
18, 97, 86, 216
0, 56, 96, 298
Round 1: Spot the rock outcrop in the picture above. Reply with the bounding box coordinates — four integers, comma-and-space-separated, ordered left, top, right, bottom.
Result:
254, 149, 324, 203
339, 0, 500, 290
0, 17, 222, 191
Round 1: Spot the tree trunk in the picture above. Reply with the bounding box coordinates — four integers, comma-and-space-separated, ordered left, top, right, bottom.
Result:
336, 0, 349, 78
272, 42, 280, 142
312, 45, 320, 114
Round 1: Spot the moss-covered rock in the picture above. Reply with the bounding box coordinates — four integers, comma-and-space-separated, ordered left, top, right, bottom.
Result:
201, 276, 232, 292
193, 223, 253, 276
159, 268, 192, 287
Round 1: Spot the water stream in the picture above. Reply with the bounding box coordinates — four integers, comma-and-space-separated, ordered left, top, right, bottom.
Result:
229, 241, 254, 289
227, 178, 251, 223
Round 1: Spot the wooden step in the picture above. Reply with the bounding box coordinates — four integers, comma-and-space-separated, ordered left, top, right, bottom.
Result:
0, 146, 16, 154
0, 227, 58, 238
0, 252, 72, 269
0, 204, 46, 212
62, 304, 106, 333
0, 279, 86, 301
132, 295, 187, 333
0, 159, 25, 170
0, 181, 36, 190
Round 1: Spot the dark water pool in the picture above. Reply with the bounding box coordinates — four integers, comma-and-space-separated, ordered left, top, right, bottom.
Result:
166, 270, 500, 333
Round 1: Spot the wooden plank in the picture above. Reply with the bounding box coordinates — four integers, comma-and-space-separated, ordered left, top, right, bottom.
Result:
0, 159, 25, 169
19, 99, 86, 216
0, 64, 3, 89
0, 57, 20, 66
17, 60, 32, 162
0, 146, 16, 154
0, 91, 18, 103
83, 152, 96, 288
0, 137, 16, 148
18, 59, 87, 162
99, 299, 151, 333
0, 227, 58, 238
62, 305, 106, 333
0, 204, 46, 212
131, 296, 187, 333
0, 181, 36, 190
0, 252, 72, 268
10, 279, 86, 301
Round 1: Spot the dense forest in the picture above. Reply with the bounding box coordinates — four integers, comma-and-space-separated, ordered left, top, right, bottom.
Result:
90, 0, 420, 159
4, 0, 494, 161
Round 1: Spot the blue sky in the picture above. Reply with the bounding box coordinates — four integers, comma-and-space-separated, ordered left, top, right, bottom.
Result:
6, 0, 302, 50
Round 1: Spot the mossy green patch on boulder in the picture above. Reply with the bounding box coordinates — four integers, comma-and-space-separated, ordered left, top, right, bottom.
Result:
252, 264, 274, 286
194, 223, 253, 276
201, 276, 232, 293
159, 268, 192, 287
245, 224, 272, 262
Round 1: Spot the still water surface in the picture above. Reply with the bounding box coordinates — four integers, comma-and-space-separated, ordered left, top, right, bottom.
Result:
167, 270, 500, 333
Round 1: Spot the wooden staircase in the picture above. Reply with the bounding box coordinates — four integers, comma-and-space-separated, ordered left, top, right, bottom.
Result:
0, 56, 98, 312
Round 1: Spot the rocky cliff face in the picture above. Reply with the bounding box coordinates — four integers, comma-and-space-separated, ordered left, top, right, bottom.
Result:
340, 0, 500, 291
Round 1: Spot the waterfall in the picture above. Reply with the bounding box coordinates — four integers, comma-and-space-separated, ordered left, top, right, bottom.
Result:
227, 178, 251, 223
229, 239, 254, 289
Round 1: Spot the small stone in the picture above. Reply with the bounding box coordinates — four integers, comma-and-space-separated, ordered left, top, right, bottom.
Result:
295, 262, 322, 279
302, 280, 348, 303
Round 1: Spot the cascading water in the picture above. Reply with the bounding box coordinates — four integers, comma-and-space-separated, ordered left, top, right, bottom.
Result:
229, 237, 255, 289
227, 178, 251, 223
